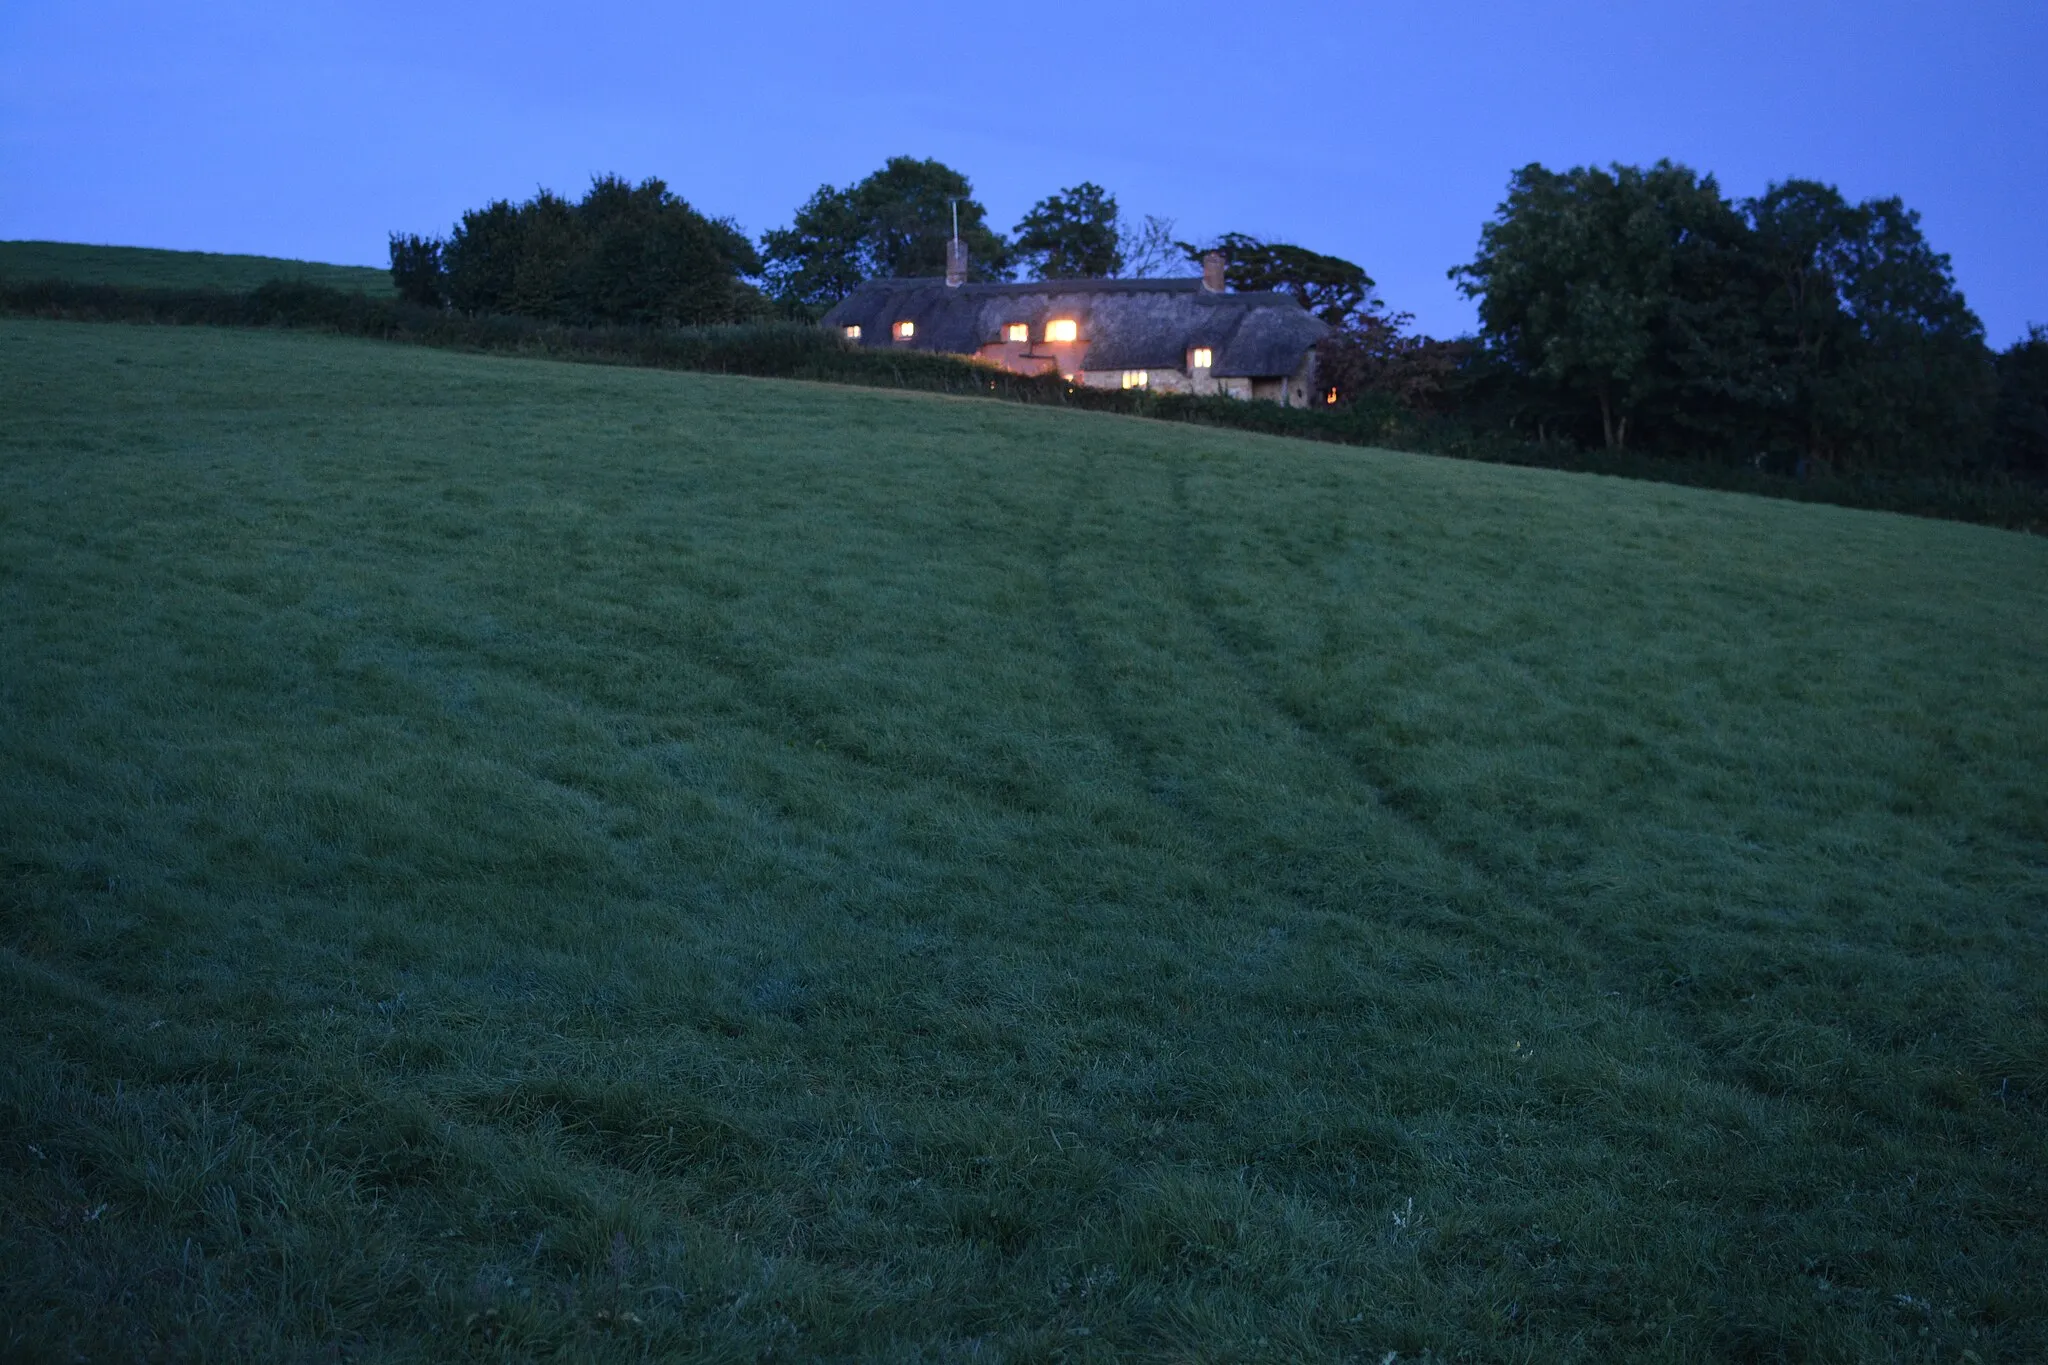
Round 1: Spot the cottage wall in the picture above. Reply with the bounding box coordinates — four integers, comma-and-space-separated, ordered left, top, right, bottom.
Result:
1291, 348, 1320, 408
1077, 347, 1315, 406
1074, 347, 1276, 401
1075, 364, 1289, 404
1076, 368, 1190, 394
1249, 351, 1319, 408
973, 340, 1060, 377
1184, 365, 1253, 401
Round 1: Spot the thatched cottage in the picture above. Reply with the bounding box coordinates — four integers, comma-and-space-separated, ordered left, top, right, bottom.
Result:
822, 250, 1330, 406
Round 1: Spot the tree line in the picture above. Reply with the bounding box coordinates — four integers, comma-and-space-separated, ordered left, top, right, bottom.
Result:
389, 155, 2046, 482
388, 174, 762, 326
386, 156, 1352, 323
1449, 161, 2038, 478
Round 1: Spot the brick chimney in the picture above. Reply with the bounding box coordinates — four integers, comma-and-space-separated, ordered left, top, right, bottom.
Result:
1201, 250, 1226, 293
946, 239, 969, 288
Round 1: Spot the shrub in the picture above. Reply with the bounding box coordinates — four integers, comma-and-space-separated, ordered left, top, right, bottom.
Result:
410, 176, 763, 327
386, 233, 446, 308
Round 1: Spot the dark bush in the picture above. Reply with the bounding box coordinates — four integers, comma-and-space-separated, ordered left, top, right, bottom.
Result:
408, 176, 763, 327
387, 233, 445, 308
1994, 327, 2048, 479
442, 198, 523, 318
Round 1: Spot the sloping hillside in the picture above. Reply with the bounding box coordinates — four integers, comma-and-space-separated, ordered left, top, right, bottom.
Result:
0, 240, 393, 294
2, 317, 2043, 1361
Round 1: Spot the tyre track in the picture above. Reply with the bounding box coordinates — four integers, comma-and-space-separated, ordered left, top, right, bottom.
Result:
1040, 447, 1521, 946
1040, 449, 1196, 814
1157, 459, 1590, 957
1162, 464, 1471, 859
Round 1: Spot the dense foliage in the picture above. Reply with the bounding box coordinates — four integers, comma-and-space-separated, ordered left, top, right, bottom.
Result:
1993, 325, 2048, 479
1449, 161, 1997, 472
759, 157, 1010, 313
1315, 310, 1471, 417
1013, 182, 1124, 280
387, 232, 443, 307
388, 176, 763, 326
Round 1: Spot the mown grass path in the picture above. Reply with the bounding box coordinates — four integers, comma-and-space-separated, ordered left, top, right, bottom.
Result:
3, 319, 2044, 1361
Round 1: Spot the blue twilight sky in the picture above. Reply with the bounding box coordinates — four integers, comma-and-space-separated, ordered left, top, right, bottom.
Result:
3, 1, 2043, 343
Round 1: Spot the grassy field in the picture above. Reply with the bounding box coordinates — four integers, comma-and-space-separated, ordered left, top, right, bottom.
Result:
1, 317, 2043, 1362
0, 240, 393, 295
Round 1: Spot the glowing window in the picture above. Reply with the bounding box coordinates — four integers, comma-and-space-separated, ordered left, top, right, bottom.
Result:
893, 320, 915, 340
1121, 370, 1149, 390
844, 325, 861, 340
1045, 318, 1077, 343
1191, 347, 1213, 369
1004, 322, 1028, 343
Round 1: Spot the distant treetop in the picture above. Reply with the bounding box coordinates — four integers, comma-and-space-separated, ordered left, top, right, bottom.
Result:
760, 157, 1010, 314
389, 175, 762, 326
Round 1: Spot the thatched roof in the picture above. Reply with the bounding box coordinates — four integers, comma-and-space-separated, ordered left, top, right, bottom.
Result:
822, 277, 1329, 378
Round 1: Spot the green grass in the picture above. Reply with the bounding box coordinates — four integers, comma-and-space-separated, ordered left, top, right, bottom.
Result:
2, 317, 2043, 1363
0, 240, 393, 295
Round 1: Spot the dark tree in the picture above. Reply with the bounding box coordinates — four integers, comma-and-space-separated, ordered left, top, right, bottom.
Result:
1993, 326, 2048, 478
1013, 182, 1123, 279
441, 198, 524, 317
1745, 181, 1990, 470
387, 233, 446, 308
1453, 161, 1994, 466
760, 157, 1010, 312
1316, 309, 1473, 416
574, 174, 761, 326
505, 189, 580, 322
1450, 161, 1746, 450
1182, 233, 1375, 328
423, 176, 762, 326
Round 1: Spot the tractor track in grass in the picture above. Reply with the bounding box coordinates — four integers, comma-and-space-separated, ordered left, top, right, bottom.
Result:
1157, 458, 1605, 964
1154, 456, 1978, 1086
1147, 456, 1911, 1142
1041, 446, 1527, 952
1160, 462, 1486, 869
1039, 449, 1196, 821
479, 574, 1075, 914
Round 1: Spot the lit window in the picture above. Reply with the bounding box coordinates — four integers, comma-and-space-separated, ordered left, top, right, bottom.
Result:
1121, 370, 1149, 390
893, 320, 915, 339
844, 325, 861, 340
1004, 322, 1028, 343
1045, 318, 1077, 343
1191, 347, 1212, 369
